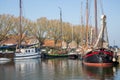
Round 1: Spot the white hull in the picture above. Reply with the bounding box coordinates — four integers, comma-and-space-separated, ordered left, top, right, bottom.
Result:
0, 48, 41, 60
0, 58, 11, 64
68, 52, 77, 55
14, 48, 41, 60
14, 53, 41, 60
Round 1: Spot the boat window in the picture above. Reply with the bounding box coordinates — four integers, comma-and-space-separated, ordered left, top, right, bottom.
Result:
37, 48, 40, 51
35, 48, 37, 52
28, 50, 30, 52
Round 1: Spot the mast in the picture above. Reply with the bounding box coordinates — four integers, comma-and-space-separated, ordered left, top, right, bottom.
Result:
18, 0, 22, 49
94, 0, 98, 40
58, 7, 63, 48
85, 0, 89, 48
72, 25, 73, 41
80, 2, 83, 46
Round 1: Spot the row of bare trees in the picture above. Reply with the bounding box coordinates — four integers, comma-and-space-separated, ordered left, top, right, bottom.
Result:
0, 14, 92, 47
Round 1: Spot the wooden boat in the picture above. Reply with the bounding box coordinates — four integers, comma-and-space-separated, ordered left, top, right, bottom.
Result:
82, 0, 118, 67
83, 15, 115, 67
83, 48, 114, 67
41, 53, 68, 59
41, 48, 68, 59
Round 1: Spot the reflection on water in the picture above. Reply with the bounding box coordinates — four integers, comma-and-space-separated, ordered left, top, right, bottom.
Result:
0, 58, 120, 80
40, 59, 83, 80
0, 61, 15, 80
82, 65, 116, 80
15, 59, 41, 80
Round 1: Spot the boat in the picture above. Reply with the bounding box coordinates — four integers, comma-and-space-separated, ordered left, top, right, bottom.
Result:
14, 47, 41, 60
41, 53, 68, 59
0, 47, 41, 60
0, 58, 11, 64
0, 48, 13, 63
82, 0, 118, 67
14, 0, 41, 60
68, 48, 80, 59
82, 47, 114, 67
41, 47, 68, 59
0, 49, 14, 61
0, 0, 41, 60
67, 25, 81, 59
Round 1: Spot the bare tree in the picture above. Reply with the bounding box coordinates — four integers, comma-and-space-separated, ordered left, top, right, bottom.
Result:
28, 17, 48, 47
0, 14, 15, 45
47, 20, 62, 47
9, 16, 30, 45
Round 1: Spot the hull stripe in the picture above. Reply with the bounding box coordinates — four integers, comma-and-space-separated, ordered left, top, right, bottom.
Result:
84, 51, 113, 58
83, 61, 113, 67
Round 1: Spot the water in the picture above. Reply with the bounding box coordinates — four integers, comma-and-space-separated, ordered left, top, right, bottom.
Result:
0, 58, 120, 80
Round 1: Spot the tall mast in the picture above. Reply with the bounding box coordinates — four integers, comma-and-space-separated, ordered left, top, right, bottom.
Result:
18, 0, 22, 49
72, 25, 73, 41
58, 7, 62, 48
81, 2, 83, 27
80, 2, 83, 45
85, 0, 89, 48
94, 0, 98, 40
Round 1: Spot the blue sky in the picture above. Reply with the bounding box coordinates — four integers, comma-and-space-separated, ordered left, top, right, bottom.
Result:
0, 0, 120, 47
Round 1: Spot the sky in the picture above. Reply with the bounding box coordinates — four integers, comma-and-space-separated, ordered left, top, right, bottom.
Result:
0, 0, 120, 47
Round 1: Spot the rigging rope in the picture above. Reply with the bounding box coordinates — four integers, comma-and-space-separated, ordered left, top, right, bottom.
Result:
100, 0, 104, 15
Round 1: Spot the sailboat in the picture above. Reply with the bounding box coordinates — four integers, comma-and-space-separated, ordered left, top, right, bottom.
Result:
82, 0, 118, 67
67, 25, 81, 59
0, 0, 41, 60
14, 0, 41, 60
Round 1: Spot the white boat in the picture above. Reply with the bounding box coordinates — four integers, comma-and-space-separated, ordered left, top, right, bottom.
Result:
0, 47, 41, 60
68, 48, 80, 59
0, 58, 11, 64
14, 48, 41, 60
13, 0, 41, 60
0, 51, 14, 61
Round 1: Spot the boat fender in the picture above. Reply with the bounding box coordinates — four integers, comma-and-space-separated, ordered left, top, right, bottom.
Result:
112, 58, 116, 62
99, 57, 103, 62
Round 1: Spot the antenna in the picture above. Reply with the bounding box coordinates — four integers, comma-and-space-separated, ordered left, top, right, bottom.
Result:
100, 0, 104, 15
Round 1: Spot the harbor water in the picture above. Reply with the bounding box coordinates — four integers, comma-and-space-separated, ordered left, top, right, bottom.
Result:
0, 58, 120, 80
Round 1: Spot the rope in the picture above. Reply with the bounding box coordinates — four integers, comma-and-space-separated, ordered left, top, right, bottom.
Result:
100, 0, 104, 15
